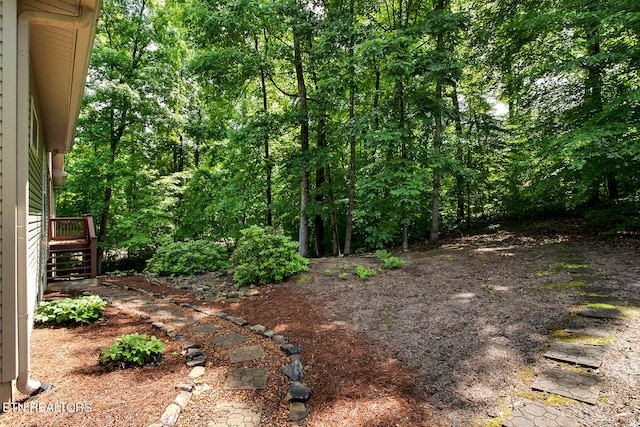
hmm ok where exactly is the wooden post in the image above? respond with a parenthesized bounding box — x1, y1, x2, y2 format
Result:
(84, 214, 98, 278)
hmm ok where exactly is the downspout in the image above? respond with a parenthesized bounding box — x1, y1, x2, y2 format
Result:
(15, 6, 94, 397)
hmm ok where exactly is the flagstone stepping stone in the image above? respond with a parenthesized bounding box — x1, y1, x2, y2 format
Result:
(142, 303, 171, 311)
(224, 368, 268, 390)
(190, 323, 222, 336)
(229, 345, 265, 363)
(211, 333, 248, 348)
(171, 317, 197, 327)
(577, 307, 624, 319)
(503, 399, 581, 427)
(207, 402, 262, 427)
(532, 368, 602, 404)
(564, 320, 615, 338)
(142, 304, 185, 319)
(544, 341, 606, 368)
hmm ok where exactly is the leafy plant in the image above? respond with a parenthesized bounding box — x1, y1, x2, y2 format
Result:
(146, 239, 231, 276)
(375, 249, 391, 260)
(230, 226, 309, 287)
(355, 265, 378, 280)
(383, 257, 406, 269)
(101, 333, 165, 370)
(34, 295, 106, 325)
(376, 249, 405, 268)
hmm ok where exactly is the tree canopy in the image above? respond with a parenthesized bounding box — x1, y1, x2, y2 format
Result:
(57, 0, 640, 269)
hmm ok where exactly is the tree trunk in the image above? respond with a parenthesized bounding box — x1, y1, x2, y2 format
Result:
(325, 164, 341, 256)
(451, 84, 465, 226)
(430, 1, 447, 243)
(397, 79, 409, 252)
(314, 112, 327, 256)
(343, 0, 357, 256)
(430, 36, 444, 243)
(294, 29, 310, 257)
(261, 66, 272, 226)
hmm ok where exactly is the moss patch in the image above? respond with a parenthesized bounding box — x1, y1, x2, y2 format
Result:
(513, 390, 541, 402)
(549, 329, 616, 346)
(296, 274, 311, 283)
(583, 302, 618, 310)
(517, 367, 537, 386)
(483, 409, 512, 427)
(545, 394, 579, 405)
(536, 261, 592, 277)
(535, 280, 586, 292)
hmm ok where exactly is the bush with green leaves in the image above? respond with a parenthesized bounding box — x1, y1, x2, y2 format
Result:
(375, 249, 406, 269)
(100, 333, 165, 370)
(146, 239, 231, 276)
(355, 265, 379, 280)
(34, 295, 107, 325)
(230, 226, 309, 287)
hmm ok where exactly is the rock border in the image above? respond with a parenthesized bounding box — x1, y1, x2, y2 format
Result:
(97, 282, 309, 427)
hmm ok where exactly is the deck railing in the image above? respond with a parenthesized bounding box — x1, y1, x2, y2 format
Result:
(48, 214, 97, 280)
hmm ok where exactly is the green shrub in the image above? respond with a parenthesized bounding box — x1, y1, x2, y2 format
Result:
(375, 249, 391, 260)
(101, 333, 165, 370)
(230, 226, 309, 287)
(376, 249, 405, 268)
(383, 256, 405, 268)
(34, 295, 106, 325)
(146, 239, 231, 276)
(355, 265, 378, 280)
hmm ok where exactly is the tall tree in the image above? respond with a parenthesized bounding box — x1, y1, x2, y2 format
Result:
(62, 0, 186, 268)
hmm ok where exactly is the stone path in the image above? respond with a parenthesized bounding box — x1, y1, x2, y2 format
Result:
(543, 341, 606, 368)
(503, 261, 631, 427)
(53, 279, 309, 427)
(506, 400, 582, 427)
(531, 369, 603, 405)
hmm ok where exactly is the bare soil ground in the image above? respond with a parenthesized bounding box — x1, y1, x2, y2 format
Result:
(2, 219, 639, 426)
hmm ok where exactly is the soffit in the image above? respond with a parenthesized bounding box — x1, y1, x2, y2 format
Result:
(19, 0, 101, 154)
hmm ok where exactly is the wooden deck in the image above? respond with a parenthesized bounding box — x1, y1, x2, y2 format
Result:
(47, 215, 97, 281)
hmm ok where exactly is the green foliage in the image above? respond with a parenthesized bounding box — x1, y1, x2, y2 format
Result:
(146, 239, 231, 276)
(376, 249, 406, 268)
(230, 226, 309, 287)
(34, 296, 107, 325)
(101, 333, 165, 369)
(383, 256, 406, 269)
(60, 0, 640, 262)
(375, 249, 391, 259)
(355, 265, 378, 280)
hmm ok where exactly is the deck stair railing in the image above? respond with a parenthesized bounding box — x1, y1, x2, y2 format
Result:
(47, 214, 97, 281)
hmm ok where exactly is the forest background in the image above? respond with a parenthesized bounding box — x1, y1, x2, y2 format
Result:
(56, 0, 640, 272)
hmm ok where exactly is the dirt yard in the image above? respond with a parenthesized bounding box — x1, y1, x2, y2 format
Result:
(2, 219, 639, 426)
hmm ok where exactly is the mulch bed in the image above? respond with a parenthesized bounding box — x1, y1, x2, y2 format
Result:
(2, 221, 639, 426)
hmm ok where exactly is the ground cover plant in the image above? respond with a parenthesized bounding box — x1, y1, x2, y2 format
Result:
(34, 295, 106, 325)
(376, 249, 406, 268)
(100, 333, 165, 370)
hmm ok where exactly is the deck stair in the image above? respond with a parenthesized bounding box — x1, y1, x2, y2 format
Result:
(47, 215, 97, 281)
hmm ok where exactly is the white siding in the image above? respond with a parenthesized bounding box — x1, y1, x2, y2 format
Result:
(27, 98, 48, 303)
(0, 0, 5, 373)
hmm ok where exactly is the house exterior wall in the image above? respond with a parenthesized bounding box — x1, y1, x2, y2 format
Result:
(27, 95, 48, 305)
(0, 1, 100, 403)
(0, 0, 4, 386)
